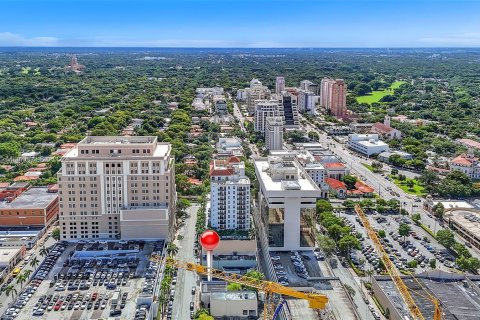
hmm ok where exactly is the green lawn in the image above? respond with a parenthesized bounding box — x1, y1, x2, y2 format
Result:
(362, 163, 382, 173)
(389, 175, 426, 196)
(362, 163, 375, 171)
(356, 81, 406, 104)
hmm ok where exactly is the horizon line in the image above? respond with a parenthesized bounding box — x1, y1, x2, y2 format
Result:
(1, 46, 480, 49)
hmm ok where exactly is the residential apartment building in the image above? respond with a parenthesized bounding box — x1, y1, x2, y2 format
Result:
(297, 90, 316, 114)
(210, 156, 250, 230)
(275, 76, 285, 94)
(300, 80, 319, 94)
(320, 78, 347, 116)
(245, 79, 271, 115)
(254, 154, 321, 251)
(348, 133, 389, 156)
(254, 100, 283, 134)
(265, 117, 284, 151)
(58, 136, 176, 240)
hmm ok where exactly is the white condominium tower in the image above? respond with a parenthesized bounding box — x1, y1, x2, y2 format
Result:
(210, 156, 251, 230)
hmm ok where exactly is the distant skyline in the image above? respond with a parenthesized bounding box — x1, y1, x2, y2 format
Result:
(1, 0, 480, 48)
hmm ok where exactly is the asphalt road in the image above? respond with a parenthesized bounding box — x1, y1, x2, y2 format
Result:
(171, 205, 199, 320)
(0, 232, 57, 314)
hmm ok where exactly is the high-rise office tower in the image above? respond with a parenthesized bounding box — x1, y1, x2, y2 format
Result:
(58, 136, 176, 240)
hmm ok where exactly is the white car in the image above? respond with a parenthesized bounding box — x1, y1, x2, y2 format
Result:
(270, 256, 280, 261)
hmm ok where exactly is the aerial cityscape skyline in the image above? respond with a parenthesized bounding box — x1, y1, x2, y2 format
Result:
(1, 1, 480, 319)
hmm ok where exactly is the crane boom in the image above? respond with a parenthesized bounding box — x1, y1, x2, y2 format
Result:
(151, 256, 329, 313)
(354, 205, 426, 320)
(154, 255, 328, 319)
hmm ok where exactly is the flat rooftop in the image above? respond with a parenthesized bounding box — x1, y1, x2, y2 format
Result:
(210, 291, 257, 301)
(434, 200, 474, 209)
(0, 247, 22, 264)
(355, 139, 389, 148)
(79, 136, 156, 145)
(375, 271, 480, 320)
(0, 187, 57, 210)
(254, 159, 320, 192)
(444, 209, 480, 238)
(64, 142, 171, 158)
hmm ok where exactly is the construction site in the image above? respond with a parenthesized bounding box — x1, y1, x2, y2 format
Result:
(372, 270, 480, 320)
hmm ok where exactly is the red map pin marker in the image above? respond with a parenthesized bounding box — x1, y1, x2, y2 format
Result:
(200, 230, 220, 251)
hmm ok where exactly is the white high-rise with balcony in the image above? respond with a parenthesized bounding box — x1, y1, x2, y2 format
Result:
(254, 100, 283, 134)
(210, 156, 251, 230)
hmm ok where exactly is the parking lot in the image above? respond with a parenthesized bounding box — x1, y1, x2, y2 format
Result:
(4, 240, 164, 320)
(339, 208, 457, 275)
(270, 251, 332, 290)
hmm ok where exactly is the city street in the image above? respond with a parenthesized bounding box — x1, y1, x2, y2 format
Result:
(171, 205, 199, 320)
(0, 232, 57, 314)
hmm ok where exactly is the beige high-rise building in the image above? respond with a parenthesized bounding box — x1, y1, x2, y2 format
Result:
(58, 136, 176, 241)
(320, 78, 347, 116)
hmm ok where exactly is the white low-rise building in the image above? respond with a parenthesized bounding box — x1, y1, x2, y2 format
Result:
(348, 133, 389, 156)
(254, 154, 321, 251)
(216, 137, 243, 157)
(210, 291, 258, 318)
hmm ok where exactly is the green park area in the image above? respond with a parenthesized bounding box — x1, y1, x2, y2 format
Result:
(356, 81, 406, 104)
(389, 175, 426, 196)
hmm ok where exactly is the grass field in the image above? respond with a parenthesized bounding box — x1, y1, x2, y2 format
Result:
(389, 175, 426, 196)
(356, 81, 406, 104)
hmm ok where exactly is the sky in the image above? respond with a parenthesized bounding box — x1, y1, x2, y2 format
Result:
(0, 0, 479, 47)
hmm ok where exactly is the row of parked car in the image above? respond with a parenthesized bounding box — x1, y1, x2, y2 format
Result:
(50, 271, 134, 291)
(31, 292, 109, 316)
(143, 260, 159, 295)
(1, 243, 66, 320)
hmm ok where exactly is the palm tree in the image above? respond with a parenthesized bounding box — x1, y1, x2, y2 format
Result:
(29, 256, 40, 269)
(5, 285, 17, 301)
(23, 269, 33, 280)
(16, 273, 27, 289)
(166, 243, 179, 257)
(164, 265, 175, 278)
(39, 246, 50, 258)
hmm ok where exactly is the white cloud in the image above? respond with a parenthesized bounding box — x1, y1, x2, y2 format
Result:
(418, 33, 480, 46)
(0, 32, 59, 46)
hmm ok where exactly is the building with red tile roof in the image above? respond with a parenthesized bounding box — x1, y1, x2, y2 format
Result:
(324, 162, 347, 180)
(450, 152, 480, 180)
(370, 116, 402, 140)
(456, 138, 480, 150)
(325, 178, 347, 198)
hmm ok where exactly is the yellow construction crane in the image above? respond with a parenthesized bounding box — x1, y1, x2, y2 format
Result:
(150, 255, 329, 319)
(354, 204, 442, 320)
